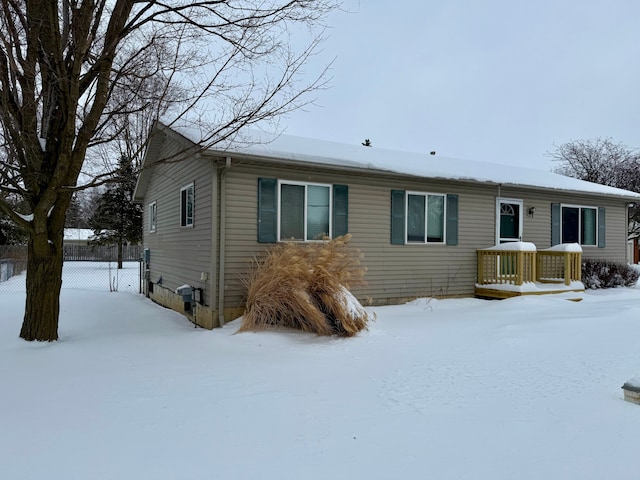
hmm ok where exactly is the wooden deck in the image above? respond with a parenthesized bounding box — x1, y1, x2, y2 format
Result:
(476, 243, 584, 299)
(475, 283, 585, 299)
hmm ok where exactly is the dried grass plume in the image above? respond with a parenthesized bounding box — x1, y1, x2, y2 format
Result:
(239, 234, 373, 336)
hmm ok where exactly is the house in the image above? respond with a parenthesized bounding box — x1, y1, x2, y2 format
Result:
(628, 234, 640, 264)
(63, 228, 95, 246)
(133, 122, 640, 328)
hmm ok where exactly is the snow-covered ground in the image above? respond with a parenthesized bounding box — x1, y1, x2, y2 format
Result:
(2, 264, 640, 479)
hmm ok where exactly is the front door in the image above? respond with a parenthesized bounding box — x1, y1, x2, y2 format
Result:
(497, 198, 523, 244)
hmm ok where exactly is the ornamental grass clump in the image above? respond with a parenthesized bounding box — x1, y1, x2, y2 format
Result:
(239, 234, 372, 336)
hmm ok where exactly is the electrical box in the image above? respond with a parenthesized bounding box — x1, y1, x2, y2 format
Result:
(143, 248, 150, 264)
(176, 285, 193, 302)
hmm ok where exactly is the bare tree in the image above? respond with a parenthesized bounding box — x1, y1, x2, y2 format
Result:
(548, 137, 640, 235)
(0, 0, 337, 341)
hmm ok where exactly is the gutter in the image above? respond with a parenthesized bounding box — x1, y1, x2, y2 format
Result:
(217, 156, 231, 327)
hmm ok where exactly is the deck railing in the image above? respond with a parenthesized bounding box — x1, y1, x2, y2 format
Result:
(537, 249, 582, 286)
(477, 249, 537, 285)
(477, 244, 582, 286)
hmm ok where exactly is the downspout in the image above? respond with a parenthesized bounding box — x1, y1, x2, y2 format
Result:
(209, 160, 218, 322)
(217, 156, 231, 327)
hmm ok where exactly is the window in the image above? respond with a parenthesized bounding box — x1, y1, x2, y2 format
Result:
(406, 192, 445, 243)
(278, 181, 331, 241)
(391, 190, 458, 246)
(180, 183, 194, 227)
(562, 205, 597, 245)
(148, 201, 157, 233)
(257, 178, 348, 243)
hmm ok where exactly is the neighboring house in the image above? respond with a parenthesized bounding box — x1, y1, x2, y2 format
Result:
(63, 228, 95, 246)
(628, 234, 639, 264)
(134, 122, 640, 328)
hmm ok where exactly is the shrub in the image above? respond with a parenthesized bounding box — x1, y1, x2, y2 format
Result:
(239, 234, 373, 336)
(581, 259, 640, 289)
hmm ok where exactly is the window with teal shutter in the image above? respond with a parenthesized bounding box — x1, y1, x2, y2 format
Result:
(257, 178, 277, 243)
(446, 194, 458, 245)
(597, 207, 605, 248)
(391, 190, 458, 245)
(390, 190, 405, 244)
(551, 203, 561, 245)
(258, 179, 348, 242)
(551, 203, 604, 248)
(333, 185, 348, 237)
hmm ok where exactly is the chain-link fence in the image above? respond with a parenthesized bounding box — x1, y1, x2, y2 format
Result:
(0, 245, 142, 294)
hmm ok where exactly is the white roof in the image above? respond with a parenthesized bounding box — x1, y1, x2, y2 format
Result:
(169, 123, 640, 200)
(63, 229, 95, 241)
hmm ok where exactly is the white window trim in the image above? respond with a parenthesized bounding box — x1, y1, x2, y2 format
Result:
(148, 201, 157, 233)
(495, 197, 524, 244)
(561, 203, 598, 246)
(405, 191, 447, 245)
(277, 180, 333, 242)
(180, 183, 194, 228)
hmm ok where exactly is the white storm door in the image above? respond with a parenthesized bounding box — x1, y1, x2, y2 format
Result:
(496, 198, 523, 244)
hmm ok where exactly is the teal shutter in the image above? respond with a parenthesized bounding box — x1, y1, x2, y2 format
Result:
(598, 207, 606, 248)
(551, 203, 561, 245)
(445, 194, 459, 245)
(257, 178, 277, 243)
(332, 184, 348, 238)
(391, 190, 405, 245)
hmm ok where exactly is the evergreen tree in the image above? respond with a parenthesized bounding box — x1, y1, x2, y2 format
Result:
(0, 195, 28, 245)
(88, 157, 142, 268)
(65, 192, 90, 229)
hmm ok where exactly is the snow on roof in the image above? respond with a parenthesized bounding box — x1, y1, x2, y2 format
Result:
(63, 229, 95, 241)
(168, 123, 640, 199)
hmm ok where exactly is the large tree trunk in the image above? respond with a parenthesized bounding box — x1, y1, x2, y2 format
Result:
(20, 230, 64, 342)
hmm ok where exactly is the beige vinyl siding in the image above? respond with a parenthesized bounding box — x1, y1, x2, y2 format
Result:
(142, 140, 215, 306)
(499, 186, 628, 261)
(221, 163, 631, 314)
(223, 164, 496, 309)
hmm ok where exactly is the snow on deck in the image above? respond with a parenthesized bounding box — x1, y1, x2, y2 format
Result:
(482, 241, 537, 252)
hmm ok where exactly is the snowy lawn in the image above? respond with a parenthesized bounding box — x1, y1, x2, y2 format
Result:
(2, 273, 640, 479)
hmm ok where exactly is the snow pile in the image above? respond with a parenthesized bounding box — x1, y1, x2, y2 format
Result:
(622, 377, 640, 392)
(2, 271, 640, 479)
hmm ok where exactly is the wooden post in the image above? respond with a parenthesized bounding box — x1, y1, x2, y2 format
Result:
(516, 251, 523, 285)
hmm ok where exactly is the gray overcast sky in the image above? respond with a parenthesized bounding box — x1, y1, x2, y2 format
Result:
(281, 0, 640, 171)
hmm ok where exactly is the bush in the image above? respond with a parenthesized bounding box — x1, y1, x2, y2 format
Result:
(581, 259, 640, 289)
(239, 234, 373, 337)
